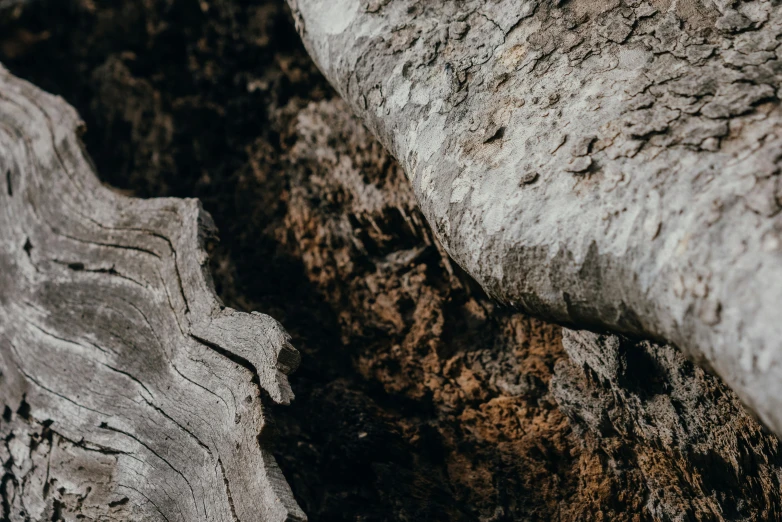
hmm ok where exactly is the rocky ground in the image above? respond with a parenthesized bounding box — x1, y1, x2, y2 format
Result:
(1, 1, 781, 520)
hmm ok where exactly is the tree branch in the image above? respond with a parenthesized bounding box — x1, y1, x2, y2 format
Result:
(287, 0, 782, 435)
(0, 64, 304, 521)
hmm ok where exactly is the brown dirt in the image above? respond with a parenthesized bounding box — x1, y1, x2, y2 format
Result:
(1, 1, 780, 521)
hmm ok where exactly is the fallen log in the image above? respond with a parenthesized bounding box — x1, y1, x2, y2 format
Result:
(287, 0, 782, 435)
(0, 64, 304, 521)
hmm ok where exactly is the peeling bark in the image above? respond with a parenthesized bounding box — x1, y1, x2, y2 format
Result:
(287, 0, 782, 435)
(0, 64, 304, 521)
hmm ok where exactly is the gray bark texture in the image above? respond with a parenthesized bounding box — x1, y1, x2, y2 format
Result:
(286, 0, 782, 435)
(0, 64, 305, 521)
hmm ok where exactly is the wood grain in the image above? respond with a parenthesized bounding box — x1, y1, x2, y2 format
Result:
(0, 64, 304, 521)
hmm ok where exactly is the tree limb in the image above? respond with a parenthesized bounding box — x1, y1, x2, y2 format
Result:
(0, 64, 304, 521)
(287, 0, 782, 435)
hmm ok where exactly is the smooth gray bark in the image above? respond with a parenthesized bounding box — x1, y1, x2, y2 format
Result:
(0, 64, 304, 521)
(287, 0, 782, 435)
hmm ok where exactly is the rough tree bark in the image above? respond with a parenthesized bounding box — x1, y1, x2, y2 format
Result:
(287, 0, 782, 435)
(3, 1, 782, 519)
(0, 64, 304, 521)
(552, 329, 782, 521)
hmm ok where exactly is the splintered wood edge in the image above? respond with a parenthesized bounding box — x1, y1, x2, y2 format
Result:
(0, 64, 305, 521)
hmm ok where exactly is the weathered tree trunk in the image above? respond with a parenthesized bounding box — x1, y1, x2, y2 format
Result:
(4, 0, 782, 519)
(287, 0, 782, 435)
(0, 64, 304, 521)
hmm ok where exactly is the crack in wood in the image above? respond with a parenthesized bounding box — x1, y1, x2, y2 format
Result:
(0, 64, 305, 521)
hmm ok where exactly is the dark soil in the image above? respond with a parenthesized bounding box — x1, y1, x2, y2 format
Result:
(2, 1, 781, 521)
